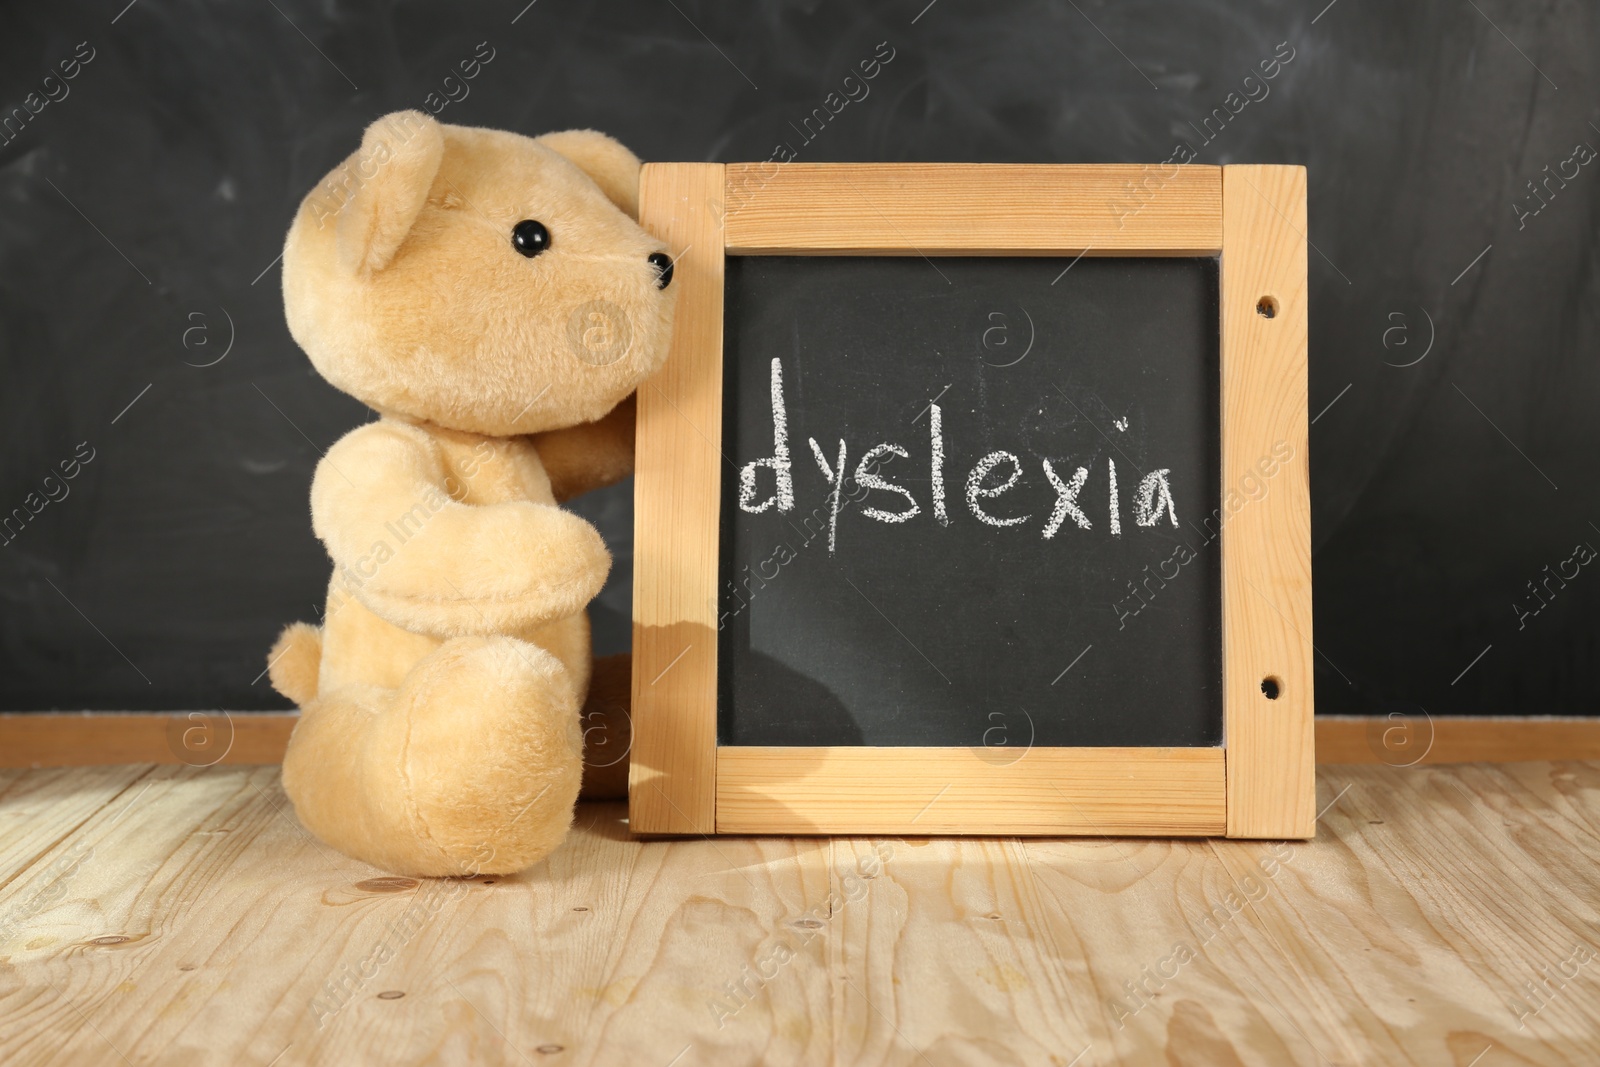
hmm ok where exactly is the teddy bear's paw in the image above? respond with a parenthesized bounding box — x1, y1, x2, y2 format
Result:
(387, 635, 585, 876)
(335, 501, 612, 638)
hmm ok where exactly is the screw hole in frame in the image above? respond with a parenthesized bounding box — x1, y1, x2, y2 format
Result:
(1256, 295, 1279, 319)
(1261, 676, 1282, 700)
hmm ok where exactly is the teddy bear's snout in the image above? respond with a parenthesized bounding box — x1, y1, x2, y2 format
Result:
(647, 252, 674, 290)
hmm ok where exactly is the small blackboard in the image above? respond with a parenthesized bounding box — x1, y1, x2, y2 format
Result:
(630, 163, 1313, 839)
(717, 255, 1223, 749)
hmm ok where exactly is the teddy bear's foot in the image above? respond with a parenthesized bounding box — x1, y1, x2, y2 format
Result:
(281, 635, 584, 877)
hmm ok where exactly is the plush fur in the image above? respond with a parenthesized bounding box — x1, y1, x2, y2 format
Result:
(269, 111, 674, 876)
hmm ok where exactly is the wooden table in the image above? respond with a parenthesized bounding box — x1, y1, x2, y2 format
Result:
(0, 762, 1596, 1065)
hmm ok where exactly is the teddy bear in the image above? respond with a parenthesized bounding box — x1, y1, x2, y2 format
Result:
(265, 110, 675, 876)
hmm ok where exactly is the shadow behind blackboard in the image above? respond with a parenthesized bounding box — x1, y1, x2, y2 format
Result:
(718, 256, 1223, 749)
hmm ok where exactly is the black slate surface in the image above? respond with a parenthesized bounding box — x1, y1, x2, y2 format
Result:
(718, 255, 1222, 747)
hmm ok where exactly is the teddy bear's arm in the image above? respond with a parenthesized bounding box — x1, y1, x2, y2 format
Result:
(312, 422, 611, 635)
(528, 394, 636, 503)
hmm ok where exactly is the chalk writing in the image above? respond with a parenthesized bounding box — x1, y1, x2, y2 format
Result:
(737, 357, 1180, 555)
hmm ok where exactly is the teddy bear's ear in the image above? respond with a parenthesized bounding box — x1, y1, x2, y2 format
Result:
(334, 111, 447, 274)
(535, 129, 642, 220)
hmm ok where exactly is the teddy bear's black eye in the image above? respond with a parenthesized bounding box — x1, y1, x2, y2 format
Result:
(511, 220, 550, 258)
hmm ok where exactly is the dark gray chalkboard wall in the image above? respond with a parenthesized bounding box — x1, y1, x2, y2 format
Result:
(1, 0, 1595, 716)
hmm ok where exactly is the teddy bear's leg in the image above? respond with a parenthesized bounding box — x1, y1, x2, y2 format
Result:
(282, 634, 583, 877)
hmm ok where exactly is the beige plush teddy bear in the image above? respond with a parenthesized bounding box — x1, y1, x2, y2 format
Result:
(266, 111, 675, 876)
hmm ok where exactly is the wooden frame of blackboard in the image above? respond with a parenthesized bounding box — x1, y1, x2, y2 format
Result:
(631, 163, 1313, 839)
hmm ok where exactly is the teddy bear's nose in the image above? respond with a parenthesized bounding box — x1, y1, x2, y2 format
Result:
(648, 252, 674, 290)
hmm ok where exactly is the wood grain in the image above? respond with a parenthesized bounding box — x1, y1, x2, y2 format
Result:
(631, 163, 726, 835)
(723, 163, 1223, 255)
(2, 762, 1598, 1064)
(0, 766, 152, 892)
(715, 747, 1224, 836)
(1220, 165, 1315, 839)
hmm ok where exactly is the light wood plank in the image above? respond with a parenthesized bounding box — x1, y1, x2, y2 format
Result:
(830, 835, 1095, 1063)
(631, 163, 726, 835)
(1023, 766, 1600, 1065)
(0, 764, 355, 1066)
(288, 805, 830, 1066)
(0, 765, 152, 892)
(1183, 764, 1600, 1065)
(577, 828, 838, 1065)
(716, 747, 1225, 835)
(1, 762, 1599, 1063)
(723, 163, 1223, 255)
(1220, 165, 1315, 839)
(1021, 832, 1308, 1062)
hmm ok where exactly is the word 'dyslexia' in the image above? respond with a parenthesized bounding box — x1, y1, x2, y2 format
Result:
(737, 358, 1180, 554)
